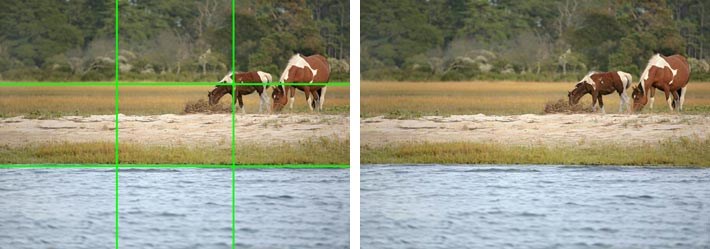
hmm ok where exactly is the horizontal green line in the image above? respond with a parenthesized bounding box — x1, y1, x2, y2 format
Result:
(0, 82, 114, 86)
(0, 164, 349, 169)
(121, 82, 350, 86)
(0, 82, 350, 87)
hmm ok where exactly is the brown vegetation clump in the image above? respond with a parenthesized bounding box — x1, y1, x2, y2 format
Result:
(544, 99, 593, 114)
(183, 99, 231, 114)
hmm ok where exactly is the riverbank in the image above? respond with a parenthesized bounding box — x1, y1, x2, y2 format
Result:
(0, 114, 349, 164)
(361, 114, 710, 166)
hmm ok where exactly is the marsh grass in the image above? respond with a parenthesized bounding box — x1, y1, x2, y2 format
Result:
(362, 81, 710, 117)
(0, 86, 349, 117)
(0, 138, 348, 164)
(361, 137, 710, 167)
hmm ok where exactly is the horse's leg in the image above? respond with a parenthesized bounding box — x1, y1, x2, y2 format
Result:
(649, 89, 656, 110)
(671, 89, 681, 111)
(237, 94, 245, 114)
(304, 86, 314, 111)
(663, 89, 673, 111)
(680, 86, 687, 111)
(318, 87, 327, 111)
(311, 89, 321, 112)
(264, 86, 272, 113)
(619, 88, 629, 113)
(591, 93, 598, 112)
(288, 87, 296, 112)
(598, 94, 605, 114)
(256, 88, 264, 113)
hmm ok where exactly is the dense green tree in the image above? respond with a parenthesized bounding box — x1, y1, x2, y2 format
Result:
(362, 0, 708, 81)
(0, 0, 349, 81)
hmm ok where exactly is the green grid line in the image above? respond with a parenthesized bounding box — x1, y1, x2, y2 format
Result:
(0, 164, 349, 169)
(0, 82, 349, 87)
(114, 0, 120, 248)
(231, 0, 237, 248)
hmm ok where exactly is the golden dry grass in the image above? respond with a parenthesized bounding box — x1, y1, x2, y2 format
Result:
(361, 137, 710, 167)
(0, 86, 349, 117)
(0, 87, 115, 117)
(361, 81, 710, 117)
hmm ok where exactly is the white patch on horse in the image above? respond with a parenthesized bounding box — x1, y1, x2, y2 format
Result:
(580, 71, 598, 90)
(279, 54, 318, 83)
(640, 54, 678, 92)
(616, 71, 632, 112)
(257, 71, 272, 83)
(256, 71, 273, 113)
(616, 71, 632, 89)
(220, 72, 234, 83)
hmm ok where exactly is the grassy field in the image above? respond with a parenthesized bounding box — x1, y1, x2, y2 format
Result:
(0, 138, 348, 165)
(361, 137, 710, 167)
(0, 85, 349, 117)
(362, 81, 710, 118)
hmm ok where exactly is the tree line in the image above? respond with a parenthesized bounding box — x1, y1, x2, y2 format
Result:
(361, 0, 710, 81)
(0, 0, 349, 82)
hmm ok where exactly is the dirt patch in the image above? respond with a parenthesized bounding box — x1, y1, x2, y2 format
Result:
(361, 114, 709, 147)
(544, 99, 593, 114)
(0, 114, 349, 148)
(183, 99, 231, 114)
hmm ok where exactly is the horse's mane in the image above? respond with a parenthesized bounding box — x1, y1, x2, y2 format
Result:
(580, 71, 599, 89)
(219, 72, 233, 83)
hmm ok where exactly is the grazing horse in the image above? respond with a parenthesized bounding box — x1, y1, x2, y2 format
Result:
(208, 71, 273, 113)
(631, 54, 690, 112)
(567, 71, 633, 113)
(272, 54, 330, 112)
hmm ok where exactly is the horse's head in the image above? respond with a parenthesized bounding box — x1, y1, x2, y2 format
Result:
(631, 83, 647, 112)
(208, 86, 231, 106)
(568, 82, 592, 105)
(271, 86, 288, 112)
(208, 72, 237, 105)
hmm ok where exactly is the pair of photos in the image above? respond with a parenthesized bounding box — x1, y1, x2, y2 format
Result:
(1, 0, 709, 248)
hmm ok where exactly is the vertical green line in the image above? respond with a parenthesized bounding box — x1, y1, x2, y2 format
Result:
(231, 0, 236, 249)
(114, 0, 120, 248)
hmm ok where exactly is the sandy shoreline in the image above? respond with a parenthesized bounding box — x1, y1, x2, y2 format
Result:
(0, 114, 349, 148)
(362, 114, 709, 147)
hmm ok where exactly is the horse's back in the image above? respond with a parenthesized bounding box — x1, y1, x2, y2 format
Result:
(665, 55, 690, 88)
(304, 54, 330, 83)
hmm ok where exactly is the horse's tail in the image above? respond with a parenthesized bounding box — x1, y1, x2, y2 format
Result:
(265, 72, 273, 83)
(619, 71, 632, 89)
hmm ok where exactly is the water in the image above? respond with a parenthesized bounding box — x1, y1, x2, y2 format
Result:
(361, 165, 710, 249)
(0, 168, 348, 249)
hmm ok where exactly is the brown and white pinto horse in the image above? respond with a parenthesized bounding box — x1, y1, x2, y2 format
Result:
(208, 71, 273, 113)
(272, 54, 330, 112)
(632, 54, 690, 112)
(568, 71, 633, 113)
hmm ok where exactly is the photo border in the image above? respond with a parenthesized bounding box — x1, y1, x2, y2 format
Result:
(0, 0, 351, 248)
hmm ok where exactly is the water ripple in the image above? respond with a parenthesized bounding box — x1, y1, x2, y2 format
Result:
(0, 168, 348, 249)
(362, 165, 710, 249)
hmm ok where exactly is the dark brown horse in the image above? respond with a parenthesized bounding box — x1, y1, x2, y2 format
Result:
(272, 54, 330, 112)
(631, 54, 690, 112)
(567, 71, 633, 113)
(208, 71, 273, 113)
